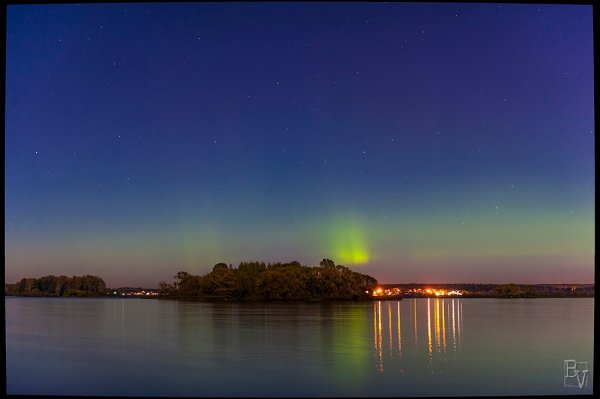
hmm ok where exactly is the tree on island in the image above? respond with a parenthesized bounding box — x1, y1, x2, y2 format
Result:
(319, 258, 335, 268)
(158, 259, 378, 301)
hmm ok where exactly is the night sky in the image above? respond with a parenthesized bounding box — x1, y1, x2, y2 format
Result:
(5, 3, 594, 287)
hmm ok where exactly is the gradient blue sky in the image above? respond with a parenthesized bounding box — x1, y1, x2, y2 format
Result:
(5, 2, 594, 287)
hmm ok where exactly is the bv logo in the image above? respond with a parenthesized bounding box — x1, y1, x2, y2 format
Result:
(564, 360, 589, 389)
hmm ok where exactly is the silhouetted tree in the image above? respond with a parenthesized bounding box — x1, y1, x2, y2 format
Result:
(319, 259, 335, 268)
(213, 263, 229, 272)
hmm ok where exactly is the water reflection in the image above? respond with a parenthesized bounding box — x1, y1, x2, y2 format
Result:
(374, 302, 383, 372)
(397, 302, 401, 356)
(413, 299, 417, 347)
(5, 298, 593, 396)
(427, 299, 432, 363)
(373, 299, 464, 372)
(387, 302, 393, 354)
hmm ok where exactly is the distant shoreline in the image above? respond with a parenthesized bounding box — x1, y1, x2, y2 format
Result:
(5, 272, 594, 300)
(5, 294, 594, 300)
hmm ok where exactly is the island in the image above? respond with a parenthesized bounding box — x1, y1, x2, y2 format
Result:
(158, 259, 379, 301)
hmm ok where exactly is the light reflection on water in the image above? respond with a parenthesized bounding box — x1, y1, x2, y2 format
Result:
(373, 299, 464, 373)
(5, 297, 594, 396)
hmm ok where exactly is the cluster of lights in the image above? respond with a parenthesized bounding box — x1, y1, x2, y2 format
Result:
(110, 290, 159, 297)
(370, 287, 465, 297)
(424, 288, 463, 296)
(402, 288, 465, 296)
(372, 287, 401, 297)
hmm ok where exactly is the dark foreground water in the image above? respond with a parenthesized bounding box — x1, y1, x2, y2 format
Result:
(5, 297, 593, 396)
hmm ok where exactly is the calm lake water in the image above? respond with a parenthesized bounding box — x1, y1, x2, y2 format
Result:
(5, 297, 593, 396)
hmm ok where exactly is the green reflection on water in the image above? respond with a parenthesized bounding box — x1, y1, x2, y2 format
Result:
(327, 303, 370, 385)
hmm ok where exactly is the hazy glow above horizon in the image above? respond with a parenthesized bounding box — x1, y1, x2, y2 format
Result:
(4, 3, 594, 287)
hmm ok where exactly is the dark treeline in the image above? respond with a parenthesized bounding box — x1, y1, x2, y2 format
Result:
(6, 275, 107, 297)
(159, 259, 378, 301)
(490, 283, 594, 298)
(386, 283, 594, 298)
